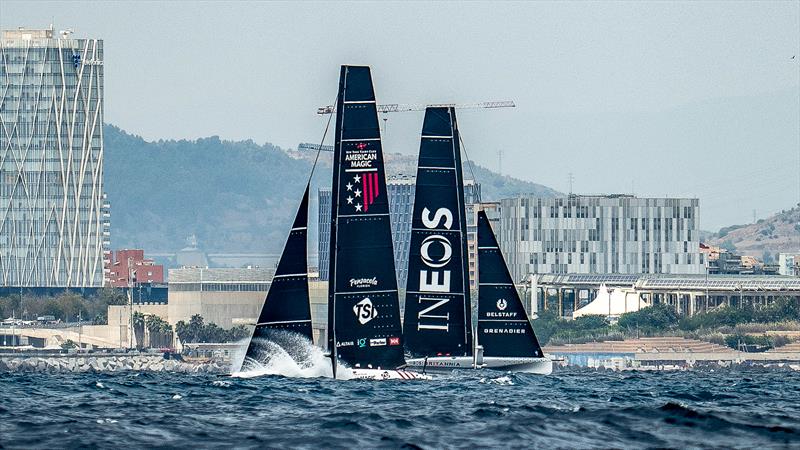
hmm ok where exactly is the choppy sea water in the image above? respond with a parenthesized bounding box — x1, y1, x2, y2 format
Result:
(1, 368, 799, 449)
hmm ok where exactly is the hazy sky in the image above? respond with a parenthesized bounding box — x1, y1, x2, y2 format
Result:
(3, 1, 799, 229)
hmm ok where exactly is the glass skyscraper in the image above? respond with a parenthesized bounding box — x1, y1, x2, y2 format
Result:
(0, 27, 109, 287)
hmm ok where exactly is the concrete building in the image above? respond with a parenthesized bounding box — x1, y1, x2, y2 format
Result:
(108, 249, 164, 287)
(500, 195, 703, 281)
(167, 268, 272, 329)
(318, 176, 481, 289)
(465, 201, 501, 290)
(0, 27, 109, 287)
(778, 253, 800, 276)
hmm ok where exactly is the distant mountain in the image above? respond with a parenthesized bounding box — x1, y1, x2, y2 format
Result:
(104, 125, 558, 254)
(707, 206, 800, 259)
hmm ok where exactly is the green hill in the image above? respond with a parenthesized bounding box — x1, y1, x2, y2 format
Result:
(104, 125, 558, 253)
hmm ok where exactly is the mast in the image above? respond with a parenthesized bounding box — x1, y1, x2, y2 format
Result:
(476, 211, 544, 358)
(327, 65, 405, 373)
(402, 107, 472, 357)
(242, 185, 312, 367)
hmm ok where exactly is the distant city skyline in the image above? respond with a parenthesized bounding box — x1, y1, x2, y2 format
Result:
(2, 1, 798, 230)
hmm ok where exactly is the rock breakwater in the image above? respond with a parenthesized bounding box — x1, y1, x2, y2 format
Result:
(0, 354, 227, 373)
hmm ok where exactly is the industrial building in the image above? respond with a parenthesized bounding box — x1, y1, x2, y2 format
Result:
(499, 195, 703, 281)
(0, 27, 110, 287)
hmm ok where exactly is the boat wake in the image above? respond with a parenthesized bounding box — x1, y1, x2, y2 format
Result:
(231, 333, 352, 380)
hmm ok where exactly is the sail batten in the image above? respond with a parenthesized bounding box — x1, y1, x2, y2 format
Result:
(476, 210, 544, 358)
(242, 185, 313, 366)
(402, 107, 473, 358)
(328, 65, 405, 371)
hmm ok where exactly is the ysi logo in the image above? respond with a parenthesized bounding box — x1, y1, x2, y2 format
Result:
(353, 297, 378, 325)
(496, 299, 508, 311)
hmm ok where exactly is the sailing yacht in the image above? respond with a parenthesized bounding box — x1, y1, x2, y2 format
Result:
(402, 107, 552, 375)
(327, 65, 428, 380)
(239, 186, 313, 371)
(403, 107, 475, 370)
(474, 211, 553, 374)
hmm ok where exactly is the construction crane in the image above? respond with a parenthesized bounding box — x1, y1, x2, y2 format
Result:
(316, 100, 515, 115)
(298, 142, 334, 152)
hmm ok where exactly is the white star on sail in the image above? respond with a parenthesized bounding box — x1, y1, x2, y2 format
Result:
(346, 182, 353, 191)
(354, 189, 361, 197)
(346, 196, 353, 204)
(355, 204, 362, 212)
(354, 175, 361, 183)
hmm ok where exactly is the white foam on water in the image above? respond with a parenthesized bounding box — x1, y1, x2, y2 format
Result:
(480, 376, 515, 386)
(172, 394, 182, 400)
(231, 335, 353, 380)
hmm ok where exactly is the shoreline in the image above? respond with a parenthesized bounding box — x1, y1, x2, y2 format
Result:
(0, 353, 228, 374)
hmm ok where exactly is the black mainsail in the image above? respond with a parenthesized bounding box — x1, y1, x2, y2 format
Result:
(402, 107, 472, 358)
(242, 185, 313, 367)
(328, 65, 405, 374)
(476, 211, 544, 358)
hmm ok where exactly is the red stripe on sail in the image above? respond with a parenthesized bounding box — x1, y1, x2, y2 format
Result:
(363, 173, 370, 212)
(369, 173, 376, 205)
(374, 172, 379, 201)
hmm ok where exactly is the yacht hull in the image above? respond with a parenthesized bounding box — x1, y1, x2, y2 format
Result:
(406, 356, 553, 375)
(348, 368, 432, 381)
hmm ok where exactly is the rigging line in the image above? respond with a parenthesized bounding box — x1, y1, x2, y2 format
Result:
(306, 94, 337, 186)
(458, 132, 481, 203)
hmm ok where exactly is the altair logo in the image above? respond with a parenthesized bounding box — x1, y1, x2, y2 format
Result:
(353, 297, 378, 325)
(496, 299, 508, 311)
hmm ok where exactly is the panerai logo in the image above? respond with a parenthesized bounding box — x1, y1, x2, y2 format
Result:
(350, 277, 378, 288)
(353, 297, 378, 325)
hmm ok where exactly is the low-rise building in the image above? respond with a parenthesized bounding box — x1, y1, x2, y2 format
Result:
(167, 267, 272, 329)
(108, 249, 165, 287)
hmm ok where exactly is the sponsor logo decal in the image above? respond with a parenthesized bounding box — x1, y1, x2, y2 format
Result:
(496, 298, 508, 311)
(483, 328, 526, 334)
(336, 341, 354, 347)
(487, 311, 517, 318)
(343, 143, 380, 213)
(370, 338, 387, 346)
(350, 277, 378, 288)
(357, 338, 367, 348)
(388, 336, 401, 346)
(353, 297, 378, 325)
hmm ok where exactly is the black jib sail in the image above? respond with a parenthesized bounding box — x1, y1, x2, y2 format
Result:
(476, 211, 544, 358)
(242, 185, 312, 367)
(402, 107, 472, 358)
(327, 65, 405, 374)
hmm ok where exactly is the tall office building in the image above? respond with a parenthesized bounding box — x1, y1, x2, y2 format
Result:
(0, 27, 109, 287)
(319, 176, 481, 289)
(499, 195, 703, 281)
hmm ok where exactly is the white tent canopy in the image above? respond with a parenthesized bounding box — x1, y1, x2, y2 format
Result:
(572, 283, 648, 319)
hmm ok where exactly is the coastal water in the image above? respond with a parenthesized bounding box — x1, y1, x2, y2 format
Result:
(2, 368, 799, 448)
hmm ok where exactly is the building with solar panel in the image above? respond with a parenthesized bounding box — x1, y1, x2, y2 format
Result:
(498, 195, 703, 281)
(530, 273, 800, 319)
(1, 27, 110, 287)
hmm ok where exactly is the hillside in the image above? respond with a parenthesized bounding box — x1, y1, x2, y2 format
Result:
(707, 206, 800, 259)
(104, 125, 558, 253)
